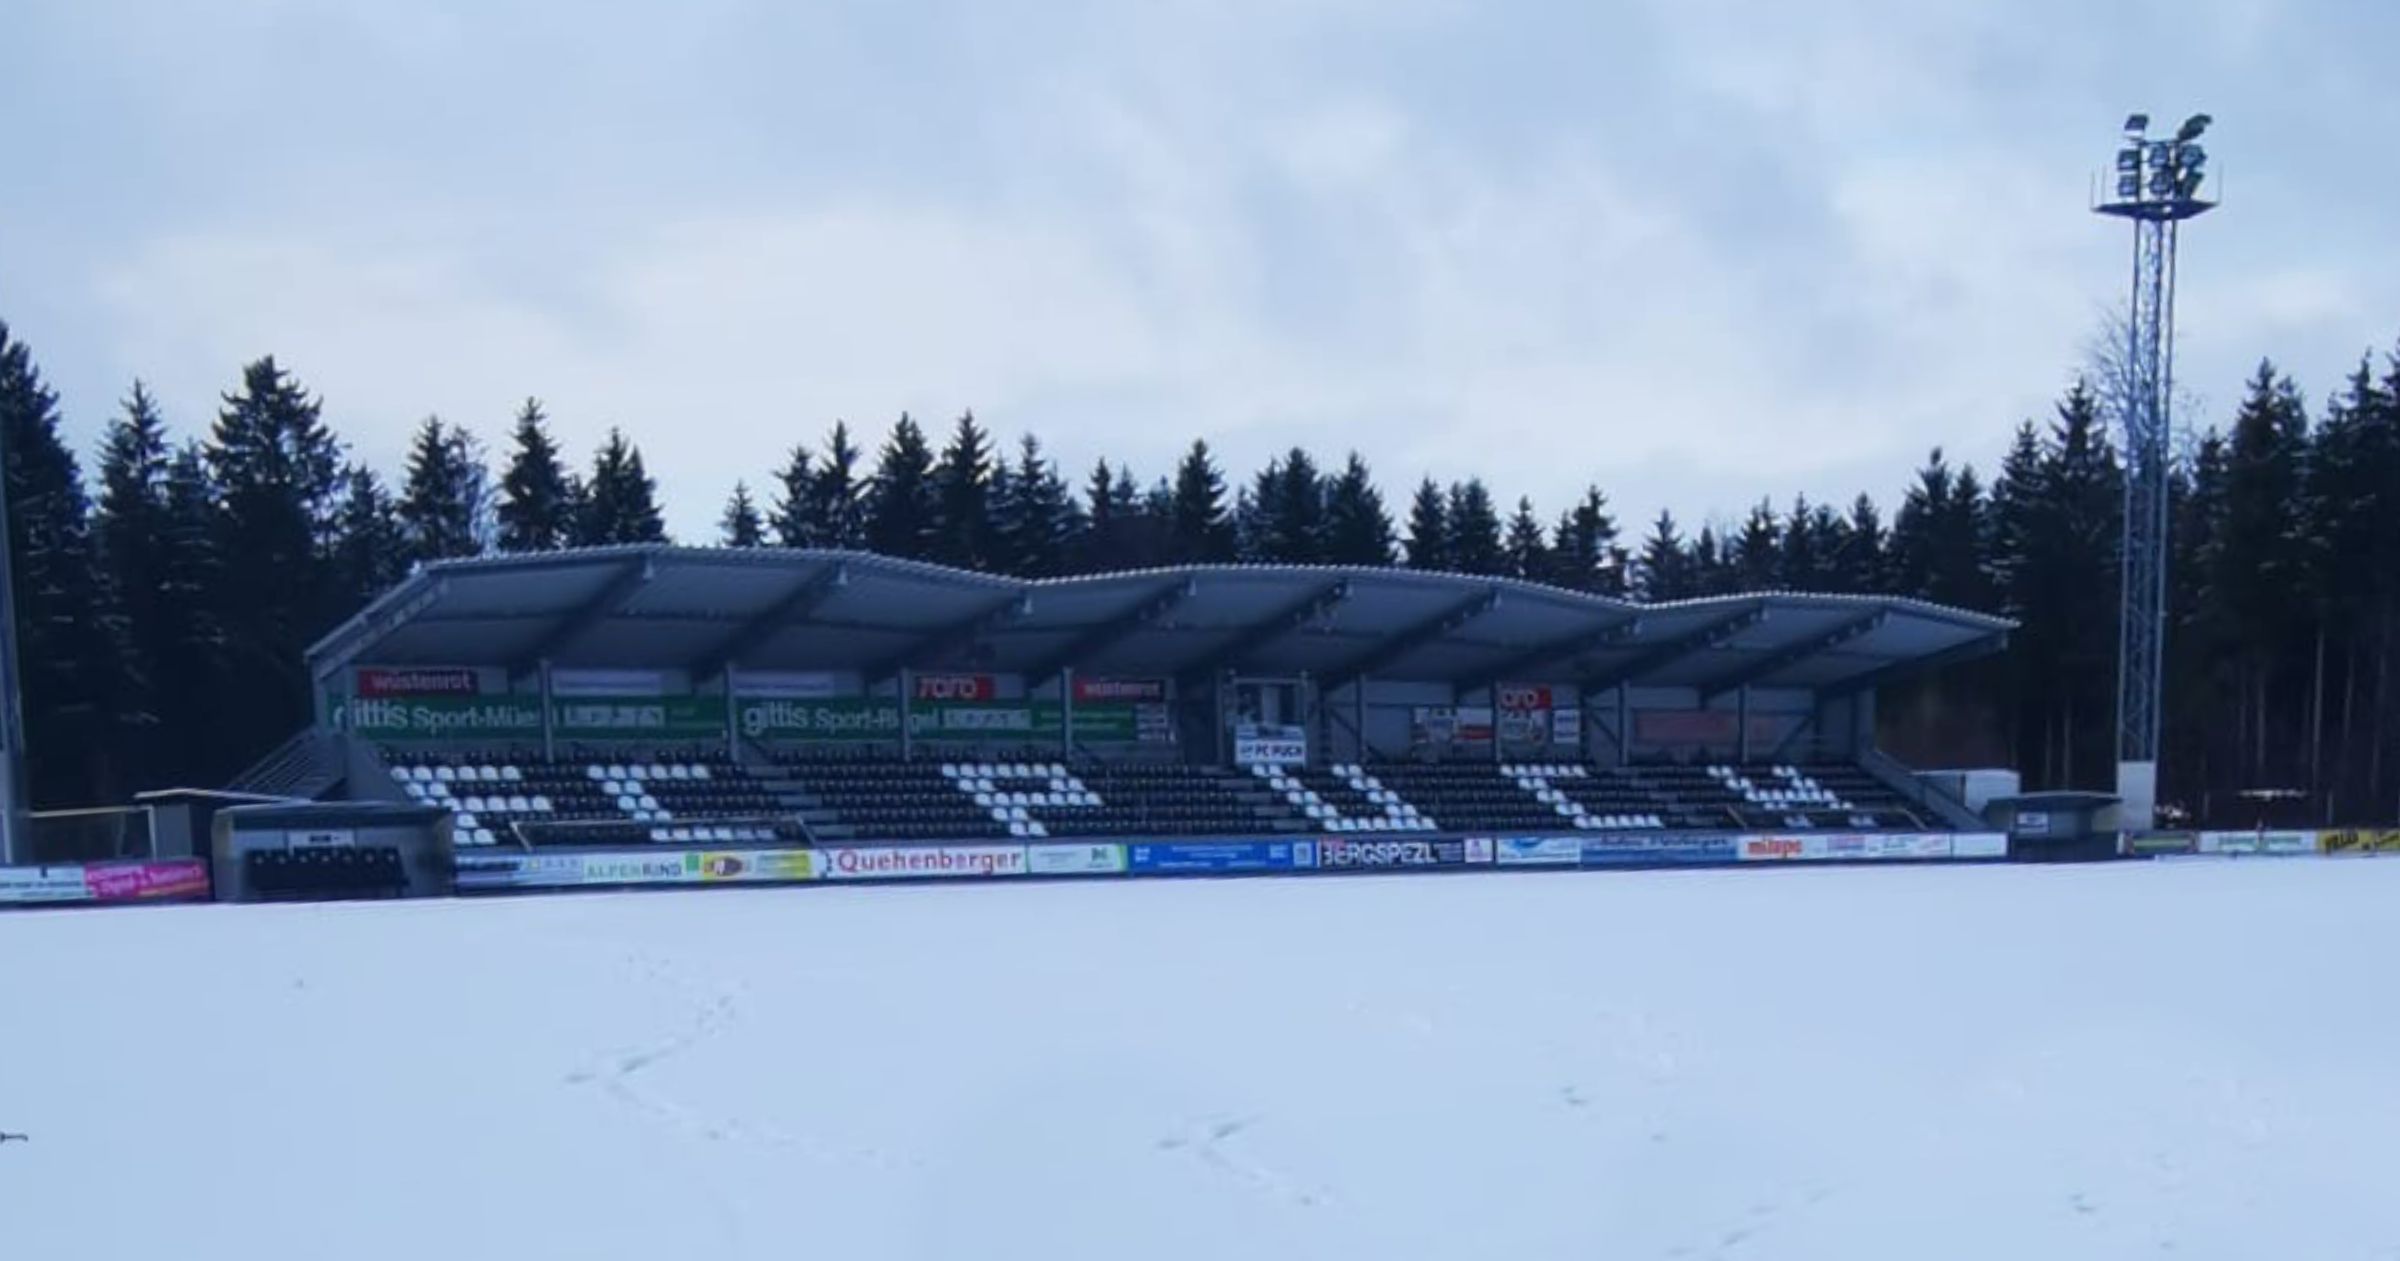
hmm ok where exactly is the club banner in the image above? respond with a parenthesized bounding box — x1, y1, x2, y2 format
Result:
(1232, 724, 1307, 767)
(1315, 838, 1468, 869)
(1026, 843, 1129, 875)
(1577, 835, 1738, 866)
(0, 865, 102, 904)
(1125, 841, 1317, 873)
(819, 845, 1029, 880)
(1493, 836, 1583, 866)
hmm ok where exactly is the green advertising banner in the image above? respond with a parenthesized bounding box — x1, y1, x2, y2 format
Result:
(344, 693, 1162, 744)
(735, 698, 1152, 742)
(343, 695, 727, 741)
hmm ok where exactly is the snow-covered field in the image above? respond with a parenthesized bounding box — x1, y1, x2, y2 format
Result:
(4, 861, 2398, 1260)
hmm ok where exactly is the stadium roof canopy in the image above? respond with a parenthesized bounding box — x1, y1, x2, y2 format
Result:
(309, 546, 2010, 698)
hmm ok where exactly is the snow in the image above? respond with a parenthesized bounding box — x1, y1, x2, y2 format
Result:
(4, 860, 2398, 1260)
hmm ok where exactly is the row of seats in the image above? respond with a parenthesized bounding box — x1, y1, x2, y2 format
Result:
(384, 749, 781, 847)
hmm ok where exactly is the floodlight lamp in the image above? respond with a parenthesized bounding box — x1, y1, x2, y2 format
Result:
(2147, 170, 2176, 197)
(2116, 175, 2142, 198)
(2116, 148, 2142, 172)
(2177, 171, 2205, 199)
(2148, 145, 2172, 169)
(2124, 112, 2150, 134)
(2176, 113, 2212, 142)
(2177, 143, 2206, 171)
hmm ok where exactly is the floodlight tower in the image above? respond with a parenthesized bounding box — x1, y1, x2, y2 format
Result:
(2095, 111, 2215, 830)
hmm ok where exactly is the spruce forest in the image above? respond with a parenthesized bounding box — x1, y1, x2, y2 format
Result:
(5, 317, 2399, 827)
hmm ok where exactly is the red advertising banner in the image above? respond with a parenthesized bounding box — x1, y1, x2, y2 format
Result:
(1071, 677, 1168, 703)
(1495, 683, 1554, 712)
(357, 667, 480, 697)
(913, 673, 997, 702)
(82, 859, 211, 902)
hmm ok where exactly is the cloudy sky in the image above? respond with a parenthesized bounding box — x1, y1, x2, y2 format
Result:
(4, 0, 2394, 541)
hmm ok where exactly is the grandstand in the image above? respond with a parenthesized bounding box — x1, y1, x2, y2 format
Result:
(265, 546, 2007, 876)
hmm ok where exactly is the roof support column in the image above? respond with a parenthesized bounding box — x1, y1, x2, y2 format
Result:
(1061, 666, 1075, 763)
(723, 662, 739, 759)
(1615, 686, 1630, 768)
(1355, 677, 1368, 764)
(539, 659, 556, 764)
(1736, 685, 1752, 765)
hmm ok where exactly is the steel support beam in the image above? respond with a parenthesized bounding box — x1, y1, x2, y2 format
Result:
(689, 562, 849, 679)
(1693, 609, 1886, 704)
(1318, 586, 1501, 695)
(509, 558, 654, 676)
(1174, 579, 1350, 684)
(1024, 578, 1194, 690)
(1576, 603, 1764, 701)
(1462, 613, 1642, 688)
(1812, 630, 2009, 702)
(864, 592, 1030, 687)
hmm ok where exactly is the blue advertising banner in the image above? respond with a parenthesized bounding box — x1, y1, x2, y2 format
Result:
(1125, 841, 1319, 873)
(1577, 835, 1739, 867)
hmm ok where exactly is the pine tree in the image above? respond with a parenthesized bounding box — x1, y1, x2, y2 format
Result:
(1322, 453, 1395, 566)
(1776, 495, 1829, 590)
(1168, 440, 1235, 563)
(0, 322, 122, 802)
(576, 428, 667, 545)
(496, 398, 578, 552)
(1445, 479, 1505, 575)
(1550, 486, 1624, 594)
(2212, 361, 2315, 782)
(1889, 448, 1990, 609)
(1079, 458, 1131, 573)
(1636, 509, 1692, 601)
(397, 416, 487, 565)
(1403, 478, 1449, 571)
(809, 421, 866, 548)
(930, 411, 994, 568)
(769, 445, 816, 547)
(95, 383, 175, 783)
(1504, 496, 1549, 580)
(1689, 525, 1733, 595)
(720, 482, 766, 547)
(993, 433, 1078, 576)
(155, 442, 227, 786)
(1732, 499, 1780, 590)
(206, 355, 347, 773)
(1835, 494, 1886, 593)
(330, 465, 407, 607)
(865, 414, 938, 559)
(1245, 447, 1326, 564)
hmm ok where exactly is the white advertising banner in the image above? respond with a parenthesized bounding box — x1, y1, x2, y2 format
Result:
(1493, 837, 1582, 866)
(1026, 843, 1129, 875)
(1949, 832, 2009, 859)
(819, 845, 1029, 880)
(1233, 724, 1308, 767)
(737, 671, 846, 700)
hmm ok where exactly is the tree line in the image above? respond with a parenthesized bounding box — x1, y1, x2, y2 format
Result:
(4, 316, 2398, 824)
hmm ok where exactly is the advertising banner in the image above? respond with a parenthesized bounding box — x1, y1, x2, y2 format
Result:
(1316, 838, 1467, 869)
(1124, 841, 1317, 874)
(453, 850, 816, 890)
(1071, 677, 1167, 703)
(349, 695, 727, 741)
(0, 865, 100, 904)
(1026, 843, 1129, 875)
(2126, 831, 2198, 856)
(735, 697, 1148, 743)
(80, 859, 211, 903)
(550, 669, 668, 697)
(819, 845, 1028, 880)
(1577, 835, 1738, 866)
(1462, 837, 1496, 864)
(2321, 829, 2400, 855)
(1551, 707, 1582, 746)
(2196, 830, 2316, 856)
(913, 673, 997, 702)
(1493, 836, 1583, 866)
(1738, 835, 1807, 861)
(1864, 833, 1956, 860)
(1949, 832, 2009, 859)
(1495, 683, 1554, 712)
(1233, 724, 1307, 767)
(737, 671, 845, 700)
(356, 667, 480, 697)
(288, 829, 355, 848)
